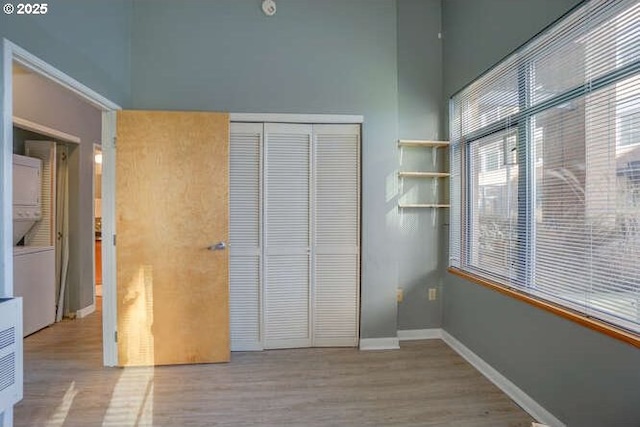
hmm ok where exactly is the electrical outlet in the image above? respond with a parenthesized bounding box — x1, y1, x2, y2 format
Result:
(397, 288, 404, 303)
(428, 288, 437, 301)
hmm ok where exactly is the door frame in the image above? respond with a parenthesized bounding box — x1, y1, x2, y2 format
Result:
(2, 40, 121, 367)
(230, 113, 364, 124)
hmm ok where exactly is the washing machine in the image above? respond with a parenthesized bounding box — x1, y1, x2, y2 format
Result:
(13, 246, 56, 337)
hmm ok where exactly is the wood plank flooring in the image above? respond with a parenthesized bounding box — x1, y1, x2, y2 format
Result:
(16, 302, 533, 426)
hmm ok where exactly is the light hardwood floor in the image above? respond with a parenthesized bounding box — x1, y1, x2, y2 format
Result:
(16, 302, 533, 426)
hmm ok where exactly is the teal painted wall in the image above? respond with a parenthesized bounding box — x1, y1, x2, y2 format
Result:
(1, 1, 130, 313)
(396, 0, 444, 331)
(130, 0, 409, 339)
(130, 0, 446, 337)
(2, 0, 447, 338)
(4, 9, 635, 424)
(0, 0, 132, 106)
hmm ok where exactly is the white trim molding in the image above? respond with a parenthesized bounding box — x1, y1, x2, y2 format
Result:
(75, 303, 96, 319)
(359, 337, 400, 351)
(398, 329, 442, 341)
(441, 331, 565, 427)
(231, 341, 264, 352)
(13, 116, 81, 144)
(6, 40, 120, 111)
(1, 39, 15, 427)
(2, 39, 14, 299)
(101, 111, 117, 367)
(230, 113, 364, 124)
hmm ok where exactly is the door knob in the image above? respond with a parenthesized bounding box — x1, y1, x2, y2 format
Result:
(208, 241, 227, 251)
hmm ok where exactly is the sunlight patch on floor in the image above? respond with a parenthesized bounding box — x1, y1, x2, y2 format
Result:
(101, 367, 154, 427)
(45, 381, 78, 427)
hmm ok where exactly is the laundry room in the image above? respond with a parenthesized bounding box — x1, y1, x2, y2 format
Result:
(11, 62, 102, 338)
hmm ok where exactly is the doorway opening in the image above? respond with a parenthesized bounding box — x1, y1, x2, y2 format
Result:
(12, 124, 82, 336)
(12, 60, 103, 332)
(94, 145, 102, 300)
(2, 40, 120, 368)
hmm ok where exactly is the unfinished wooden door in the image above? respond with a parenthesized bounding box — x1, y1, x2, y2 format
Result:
(116, 110, 229, 366)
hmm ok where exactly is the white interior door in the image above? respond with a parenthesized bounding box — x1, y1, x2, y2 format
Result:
(263, 123, 312, 349)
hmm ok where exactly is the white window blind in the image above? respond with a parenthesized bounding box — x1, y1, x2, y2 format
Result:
(450, 0, 640, 335)
(468, 129, 521, 284)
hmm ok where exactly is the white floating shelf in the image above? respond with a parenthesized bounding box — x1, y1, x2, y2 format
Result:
(398, 171, 450, 178)
(398, 203, 450, 209)
(398, 140, 450, 148)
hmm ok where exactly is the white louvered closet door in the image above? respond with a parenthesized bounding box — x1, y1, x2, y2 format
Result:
(229, 123, 263, 351)
(313, 125, 360, 347)
(264, 123, 312, 349)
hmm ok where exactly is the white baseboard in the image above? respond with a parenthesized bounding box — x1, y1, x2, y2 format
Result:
(359, 337, 400, 351)
(441, 331, 565, 427)
(230, 341, 263, 352)
(314, 337, 359, 347)
(398, 328, 442, 341)
(76, 303, 95, 319)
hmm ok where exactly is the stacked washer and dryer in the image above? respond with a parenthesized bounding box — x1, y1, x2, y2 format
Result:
(13, 154, 55, 337)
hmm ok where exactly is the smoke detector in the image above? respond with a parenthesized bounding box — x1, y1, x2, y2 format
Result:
(262, 0, 276, 16)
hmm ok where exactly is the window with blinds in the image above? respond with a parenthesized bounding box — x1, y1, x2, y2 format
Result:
(450, 0, 640, 337)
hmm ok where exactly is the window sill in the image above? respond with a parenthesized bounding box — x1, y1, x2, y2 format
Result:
(447, 267, 640, 349)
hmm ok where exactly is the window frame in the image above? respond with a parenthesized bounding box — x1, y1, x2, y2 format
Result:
(448, 0, 640, 348)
